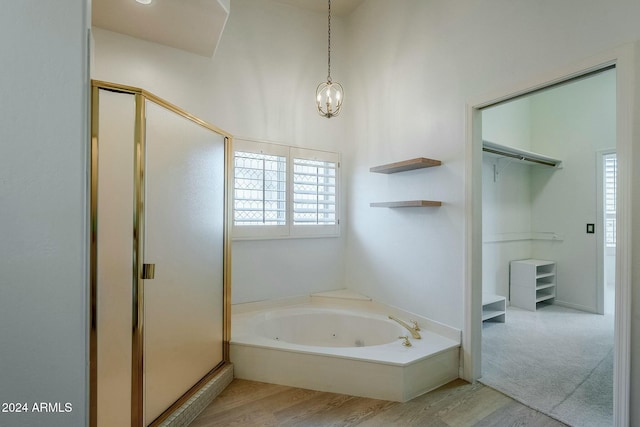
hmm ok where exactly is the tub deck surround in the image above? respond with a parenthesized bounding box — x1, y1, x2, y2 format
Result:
(311, 289, 372, 300)
(311, 290, 461, 343)
(230, 290, 461, 402)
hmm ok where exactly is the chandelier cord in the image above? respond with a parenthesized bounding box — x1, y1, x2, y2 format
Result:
(327, 0, 332, 83)
(316, 0, 342, 118)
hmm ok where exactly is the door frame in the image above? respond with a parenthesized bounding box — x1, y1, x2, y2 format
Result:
(463, 44, 634, 426)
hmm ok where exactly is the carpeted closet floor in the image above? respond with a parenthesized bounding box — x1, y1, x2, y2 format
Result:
(480, 304, 614, 427)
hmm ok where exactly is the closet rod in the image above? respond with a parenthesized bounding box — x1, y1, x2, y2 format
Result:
(482, 147, 558, 167)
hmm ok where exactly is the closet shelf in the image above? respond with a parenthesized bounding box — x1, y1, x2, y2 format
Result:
(370, 200, 442, 208)
(482, 310, 505, 322)
(482, 294, 506, 323)
(536, 294, 556, 303)
(483, 140, 562, 168)
(370, 157, 441, 174)
(536, 283, 555, 291)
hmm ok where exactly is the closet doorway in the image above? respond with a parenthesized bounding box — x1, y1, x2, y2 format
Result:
(478, 68, 616, 426)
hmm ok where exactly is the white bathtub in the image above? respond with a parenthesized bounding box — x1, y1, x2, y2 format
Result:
(231, 291, 461, 402)
(254, 307, 404, 347)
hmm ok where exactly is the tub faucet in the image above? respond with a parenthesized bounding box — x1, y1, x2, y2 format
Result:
(388, 315, 421, 339)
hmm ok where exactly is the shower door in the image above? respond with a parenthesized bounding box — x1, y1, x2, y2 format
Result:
(91, 81, 230, 427)
(142, 100, 226, 424)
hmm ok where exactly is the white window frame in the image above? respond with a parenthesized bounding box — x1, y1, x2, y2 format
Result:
(232, 139, 290, 239)
(232, 138, 340, 240)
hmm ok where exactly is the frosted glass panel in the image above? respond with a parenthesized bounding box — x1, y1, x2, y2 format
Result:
(143, 101, 225, 424)
(96, 90, 134, 427)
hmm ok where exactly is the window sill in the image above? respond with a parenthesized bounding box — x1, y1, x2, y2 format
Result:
(232, 233, 340, 241)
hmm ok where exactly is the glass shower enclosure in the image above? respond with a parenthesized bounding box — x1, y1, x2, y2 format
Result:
(90, 81, 231, 427)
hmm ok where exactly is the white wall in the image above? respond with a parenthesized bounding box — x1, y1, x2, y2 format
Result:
(632, 42, 640, 425)
(344, 3, 640, 422)
(91, 0, 349, 303)
(530, 70, 616, 312)
(483, 98, 532, 151)
(482, 98, 533, 298)
(0, 1, 89, 427)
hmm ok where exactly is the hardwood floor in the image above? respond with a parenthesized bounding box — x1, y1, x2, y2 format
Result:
(190, 379, 568, 427)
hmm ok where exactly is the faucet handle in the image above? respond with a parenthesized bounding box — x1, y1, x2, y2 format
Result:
(411, 320, 421, 331)
(398, 336, 412, 347)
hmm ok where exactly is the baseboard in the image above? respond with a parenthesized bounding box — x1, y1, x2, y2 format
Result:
(158, 363, 233, 427)
(553, 300, 598, 314)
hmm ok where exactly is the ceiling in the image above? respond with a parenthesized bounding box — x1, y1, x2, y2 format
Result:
(92, 0, 364, 58)
(273, 0, 365, 16)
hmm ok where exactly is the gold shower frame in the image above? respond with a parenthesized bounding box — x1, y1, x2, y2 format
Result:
(90, 80, 233, 427)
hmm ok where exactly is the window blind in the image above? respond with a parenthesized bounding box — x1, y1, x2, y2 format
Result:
(604, 153, 617, 248)
(293, 158, 337, 225)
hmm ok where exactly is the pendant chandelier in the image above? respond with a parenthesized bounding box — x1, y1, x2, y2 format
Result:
(316, 0, 343, 118)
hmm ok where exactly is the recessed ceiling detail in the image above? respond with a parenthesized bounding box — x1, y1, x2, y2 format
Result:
(92, 0, 230, 57)
(91, 0, 364, 57)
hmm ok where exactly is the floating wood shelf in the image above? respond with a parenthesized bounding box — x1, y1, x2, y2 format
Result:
(370, 200, 442, 208)
(370, 157, 442, 174)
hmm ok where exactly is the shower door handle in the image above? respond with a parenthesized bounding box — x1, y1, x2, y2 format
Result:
(142, 263, 156, 280)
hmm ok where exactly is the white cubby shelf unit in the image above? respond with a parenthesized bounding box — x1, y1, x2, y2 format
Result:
(509, 259, 556, 311)
(482, 294, 506, 323)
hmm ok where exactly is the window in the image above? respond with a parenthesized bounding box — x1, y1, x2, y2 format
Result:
(234, 151, 286, 226)
(604, 153, 617, 248)
(232, 139, 340, 239)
